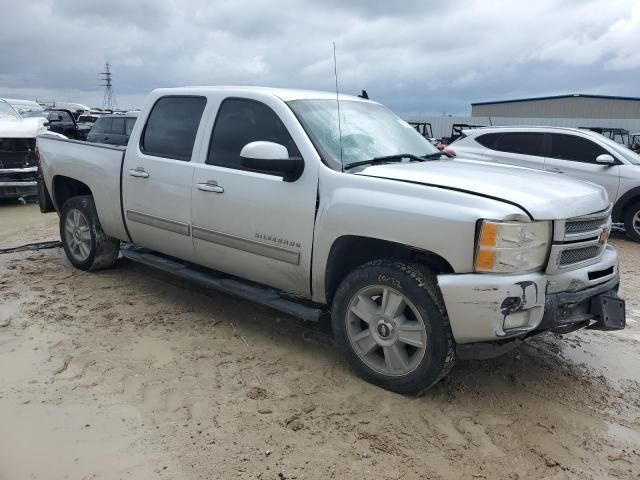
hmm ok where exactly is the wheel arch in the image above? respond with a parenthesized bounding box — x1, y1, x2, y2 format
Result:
(324, 235, 454, 305)
(52, 175, 93, 212)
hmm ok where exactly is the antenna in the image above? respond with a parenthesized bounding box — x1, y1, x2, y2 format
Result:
(333, 42, 344, 169)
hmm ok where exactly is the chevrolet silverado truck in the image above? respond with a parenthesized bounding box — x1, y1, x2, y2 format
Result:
(36, 87, 625, 393)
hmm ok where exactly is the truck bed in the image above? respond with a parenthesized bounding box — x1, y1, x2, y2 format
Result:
(36, 135, 130, 242)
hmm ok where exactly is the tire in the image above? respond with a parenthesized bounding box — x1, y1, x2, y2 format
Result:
(623, 201, 640, 243)
(60, 195, 120, 271)
(331, 260, 456, 394)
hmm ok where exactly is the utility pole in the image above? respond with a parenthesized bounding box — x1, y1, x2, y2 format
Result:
(100, 62, 117, 110)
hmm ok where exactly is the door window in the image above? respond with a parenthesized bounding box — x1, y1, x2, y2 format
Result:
(110, 117, 126, 135)
(58, 111, 73, 122)
(207, 98, 300, 170)
(141, 96, 207, 161)
(550, 134, 608, 163)
(492, 133, 544, 156)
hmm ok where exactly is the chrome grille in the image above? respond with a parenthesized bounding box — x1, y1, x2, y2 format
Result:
(559, 246, 603, 266)
(548, 206, 612, 273)
(565, 218, 607, 234)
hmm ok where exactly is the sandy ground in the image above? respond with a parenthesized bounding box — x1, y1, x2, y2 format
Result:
(1, 200, 639, 479)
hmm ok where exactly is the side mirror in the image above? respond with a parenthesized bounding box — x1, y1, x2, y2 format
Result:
(240, 141, 304, 182)
(595, 154, 616, 165)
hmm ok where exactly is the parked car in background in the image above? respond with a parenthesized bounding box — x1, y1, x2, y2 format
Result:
(45, 109, 91, 140)
(0, 100, 64, 200)
(2, 98, 47, 119)
(37, 86, 625, 393)
(86, 113, 137, 146)
(450, 126, 640, 242)
(631, 133, 640, 154)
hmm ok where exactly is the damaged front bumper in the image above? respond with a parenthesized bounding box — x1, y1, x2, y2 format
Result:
(437, 246, 624, 359)
(0, 166, 38, 199)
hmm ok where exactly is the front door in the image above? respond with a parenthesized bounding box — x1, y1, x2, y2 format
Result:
(191, 97, 318, 296)
(122, 95, 208, 262)
(544, 133, 621, 205)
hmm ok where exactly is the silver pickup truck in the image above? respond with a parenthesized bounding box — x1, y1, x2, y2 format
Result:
(36, 86, 625, 393)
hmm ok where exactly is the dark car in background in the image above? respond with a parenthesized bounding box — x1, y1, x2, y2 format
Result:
(45, 109, 91, 140)
(86, 114, 137, 146)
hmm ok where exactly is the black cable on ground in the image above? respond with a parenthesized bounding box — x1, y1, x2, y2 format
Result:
(0, 240, 62, 255)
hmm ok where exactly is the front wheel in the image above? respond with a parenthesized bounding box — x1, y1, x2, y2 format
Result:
(623, 202, 640, 243)
(60, 195, 120, 271)
(331, 260, 456, 394)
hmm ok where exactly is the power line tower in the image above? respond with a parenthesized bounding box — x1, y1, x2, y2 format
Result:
(100, 62, 117, 110)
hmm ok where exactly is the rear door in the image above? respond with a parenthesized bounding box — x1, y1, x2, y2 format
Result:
(122, 95, 207, 262)
(480, 132, 546, 170)
(545, 133, 621, 202)
(190, 96, 318, 296)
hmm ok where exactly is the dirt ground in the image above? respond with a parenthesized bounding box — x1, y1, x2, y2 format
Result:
(1, 201, 639, 480)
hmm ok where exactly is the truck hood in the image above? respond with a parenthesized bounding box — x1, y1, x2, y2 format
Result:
(0, 116, 48, 138)
(355, 159, 609, 220)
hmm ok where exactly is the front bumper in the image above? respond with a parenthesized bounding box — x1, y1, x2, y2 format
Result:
(0, 166, 38, 199)
(437, 246, 622, 349)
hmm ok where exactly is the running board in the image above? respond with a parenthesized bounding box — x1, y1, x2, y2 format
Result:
(119, 247, 325, 322)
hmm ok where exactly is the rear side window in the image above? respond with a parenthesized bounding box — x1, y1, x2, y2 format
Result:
(110, 117, 126, 135)
(125, 117, 136, 136)
(492, 133, 544, 156)
(92, 117, 112, 134)
(475, 133, 500, 148)
(207, 98, 299, 170)
(550, 134, 608, 163)
(141, 96, 207, 161)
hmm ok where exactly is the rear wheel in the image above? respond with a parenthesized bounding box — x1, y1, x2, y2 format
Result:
(60, 195, 120, 271)
(623, 201, 640, 243)
(331, 260, 456, 394)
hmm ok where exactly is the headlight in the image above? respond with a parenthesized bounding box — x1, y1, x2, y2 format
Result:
(475, 220, 551, 273)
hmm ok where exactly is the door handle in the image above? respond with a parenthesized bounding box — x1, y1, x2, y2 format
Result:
(129, 167, 149, 178)
(548, 167, 564, 174)
(197, 181, 224, 193)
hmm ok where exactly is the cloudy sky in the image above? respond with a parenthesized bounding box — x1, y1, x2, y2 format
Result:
(1, 0, 639, 115)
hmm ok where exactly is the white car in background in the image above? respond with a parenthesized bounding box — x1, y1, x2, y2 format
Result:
(0, 99, 65, 201)
(450, 126, 640, 242)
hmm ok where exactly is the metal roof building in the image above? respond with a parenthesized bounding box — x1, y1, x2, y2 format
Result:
(471, 94, 640, 119)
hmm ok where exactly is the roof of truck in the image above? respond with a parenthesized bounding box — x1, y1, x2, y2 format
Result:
(152, 86, 369, 102)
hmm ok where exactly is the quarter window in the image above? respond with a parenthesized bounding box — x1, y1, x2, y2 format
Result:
(125, 117, 136, 136)
(92, 117, 112, 134)
(141, 96, 207, 161)
(492, 133, 544, 156)
(475, 133, 500, 148)
(550, 134, 608, 163)
(207, 98, 299, 170)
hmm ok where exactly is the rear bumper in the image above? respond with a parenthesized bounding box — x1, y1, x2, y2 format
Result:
(437, 246, 623, 353)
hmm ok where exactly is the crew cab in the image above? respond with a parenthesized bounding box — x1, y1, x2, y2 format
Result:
(450, 126, 640, 242)
(36, 87, 626, 393)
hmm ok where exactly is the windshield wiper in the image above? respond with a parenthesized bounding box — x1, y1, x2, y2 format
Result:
(344, 153, 426, 170)
(423, 152, 445, 159)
